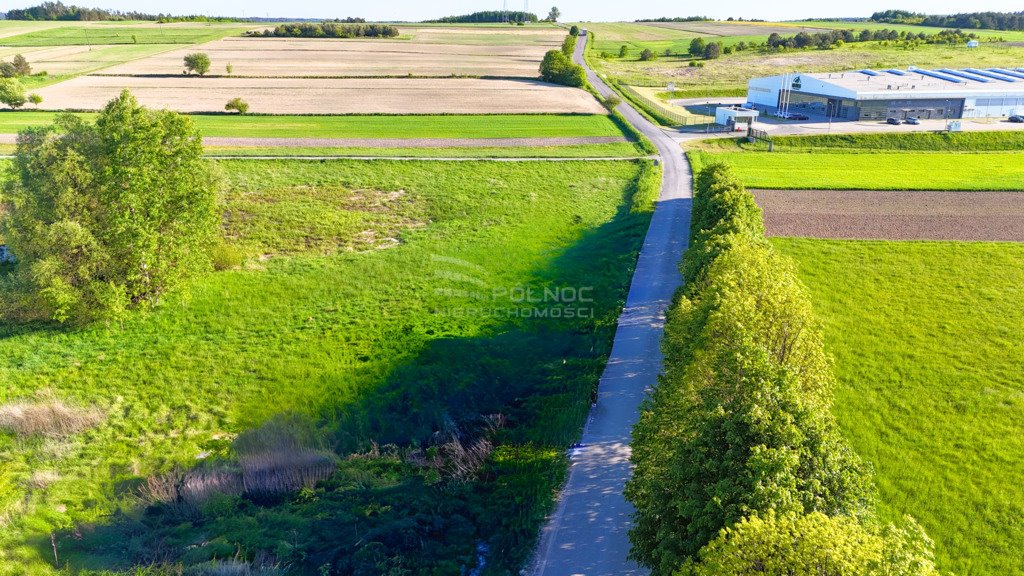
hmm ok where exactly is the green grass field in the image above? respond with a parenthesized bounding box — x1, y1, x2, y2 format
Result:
(774, 238, 1024, 576)
(0, 24, 249, 46)
(689, 149, 1024, 190)
(789, 20, 1024, 41)
(203, 143, 645, 158)
(0, 112, 628, 139)
(0, 158, 653, 573)
(699, 130, 1024, 152)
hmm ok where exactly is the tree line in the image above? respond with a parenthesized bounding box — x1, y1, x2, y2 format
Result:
(246, 22, 399, 39)
(872, 10, 1024, 31)
(426, 11, 539, 23)
(539, 32, 585, 87)
(5, 1, 243, 22)
(625, 162, 941, 575)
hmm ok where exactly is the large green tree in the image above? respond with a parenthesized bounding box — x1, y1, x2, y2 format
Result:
(1, 90, 217, 323)
(183, 52, 211, 75)
(0, 77, 26, 109)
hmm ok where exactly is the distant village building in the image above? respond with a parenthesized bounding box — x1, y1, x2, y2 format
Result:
(967, 40, 980, 48)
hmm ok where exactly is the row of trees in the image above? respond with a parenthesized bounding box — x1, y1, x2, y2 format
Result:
(539, 32, 585, 87)
(5, 1, 241, 22)
(426, 10, 539, 23)
(246, 23, 399, 39)
(625, 163, 941, 575)
(872, 10, 1024, 31)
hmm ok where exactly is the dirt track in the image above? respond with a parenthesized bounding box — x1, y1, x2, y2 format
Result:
(753, 189, 1024, 242)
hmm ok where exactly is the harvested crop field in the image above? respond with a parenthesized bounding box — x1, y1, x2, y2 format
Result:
(638, 21, 832, 36)
(31, 76, 606, 114)
(99, 35, 559, 77)
(754, 189, 1024, 241)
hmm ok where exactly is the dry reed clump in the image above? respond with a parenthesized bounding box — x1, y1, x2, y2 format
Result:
(184, 560, 284, 576)
(0, 399, 103, 438)
(140, 414, 337, 512)
(234, 415, 337, 498)
(407, 414, 505, 482)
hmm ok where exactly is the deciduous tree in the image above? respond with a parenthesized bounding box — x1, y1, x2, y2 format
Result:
(0, 78, 26, 109)
(183, 52, 211, 75)
(1, 90, 218, 323)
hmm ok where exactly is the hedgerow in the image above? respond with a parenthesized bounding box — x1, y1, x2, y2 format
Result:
(626, 162, 940, 575)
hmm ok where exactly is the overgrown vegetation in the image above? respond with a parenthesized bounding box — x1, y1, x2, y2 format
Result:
(425, 11, 538, 23)
(540, 49, 585, 87)
(872, 9, 1024, 31)
(0, 158, 653, 574)
(626, 163, 939, 575)
(0, 90, 217, 324)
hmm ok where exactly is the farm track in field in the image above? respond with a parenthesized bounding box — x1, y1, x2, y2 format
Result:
(0, 134, 631, 148)
(754, 189, 1024, 242)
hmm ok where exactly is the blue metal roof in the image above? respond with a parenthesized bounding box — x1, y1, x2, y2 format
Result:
(991, 68, 1024, 80)
(937, 68, 990, 83)
(885, 69, 907, 76)
(915, 69, 963, 83)
(858, 69, 881, 76)
(964, 68, 1017, 82)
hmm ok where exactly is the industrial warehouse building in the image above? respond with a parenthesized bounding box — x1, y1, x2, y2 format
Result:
(746, 67, 1024, 120)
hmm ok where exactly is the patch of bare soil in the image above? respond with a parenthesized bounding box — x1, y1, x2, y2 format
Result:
(753, 189, 1024, 242)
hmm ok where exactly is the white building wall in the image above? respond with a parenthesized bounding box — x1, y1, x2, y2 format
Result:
(746, 75, 782, 108)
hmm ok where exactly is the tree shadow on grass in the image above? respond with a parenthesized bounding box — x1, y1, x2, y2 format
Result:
(35, 178, 661, 574)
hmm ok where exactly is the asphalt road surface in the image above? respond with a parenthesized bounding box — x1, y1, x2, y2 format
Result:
(529, 34, 692, 576)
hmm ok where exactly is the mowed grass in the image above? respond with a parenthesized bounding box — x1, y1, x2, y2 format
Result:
(204, 143, 645, 158)
(774, 238, 1024, 576)
(0, 158, 652, 572)
(689, 149, 1024, 190)
(0, 113, 627, 139)
(0, 25, 249, 46)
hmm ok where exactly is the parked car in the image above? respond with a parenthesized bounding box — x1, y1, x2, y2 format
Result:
(905, 117, 921, 125)
(886, 117, 902, 125)
(1009, 115, 1024, 123)
(790, 113, 810, 121)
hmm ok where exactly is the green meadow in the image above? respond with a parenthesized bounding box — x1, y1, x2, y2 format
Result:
(0, 112, 630, 139)
(775, 238, 1024, 576)
(0, 158, 654, 573)
(689, 149, 1024, 190)
(0, 25, 248, 46)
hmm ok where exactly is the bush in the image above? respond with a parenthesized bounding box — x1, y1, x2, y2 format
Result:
(569, 25, 579, 36)
(639, 48, 657, 61)
(184, 52, 211, 75)
(11, 54, 31, 76)
(539, 49, 585, 87)
(211, 242, 245, 270)
(680, 512, 940, 576)
(1, 90, 218, 323)
(561, 33, 577, 56)
(688, 37, 706, 57)
(224, 97, 249, 114)
(0, 77, 26, 108)
(27, 93, 41, 106)
(618, 44, 629, 57)
(602, 95, 622, 110)
(703, 41, 722, 59)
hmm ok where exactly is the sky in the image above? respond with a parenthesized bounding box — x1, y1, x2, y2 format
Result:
(3, 0, 1023, 22)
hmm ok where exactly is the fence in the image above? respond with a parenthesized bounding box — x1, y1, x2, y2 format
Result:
(618, 84, 717, 127)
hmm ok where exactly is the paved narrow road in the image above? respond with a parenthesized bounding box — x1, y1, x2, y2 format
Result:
(530, 34, 693, 576)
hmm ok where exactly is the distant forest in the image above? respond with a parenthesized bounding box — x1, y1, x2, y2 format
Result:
(637, 16, 711, 22)
(426, 11, 538, 23)
(5, 1, 242, 22)
(871, 10, 1024, 31)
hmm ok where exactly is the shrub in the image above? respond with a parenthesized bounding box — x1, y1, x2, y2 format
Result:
(27, 93, 41, 106)
(703, 41, 722, 59)
(224, 97, 249, 114)
(211, 242, 245, 270)
(1, 90, 218, 323)
(569, 25, 579, 36)
(688, 37, 706, 57)
(561, 33, 577, 56)
(680, 512, 940, 576)
(539, 50, 585, 87)
(0, 77, 26, 109)
(184, 52, 211, 75)
(618, 44, 629, 57)
(639, 48, 657, 61)
(225, 62, 233, 75)
(602, 95, 621, 110)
